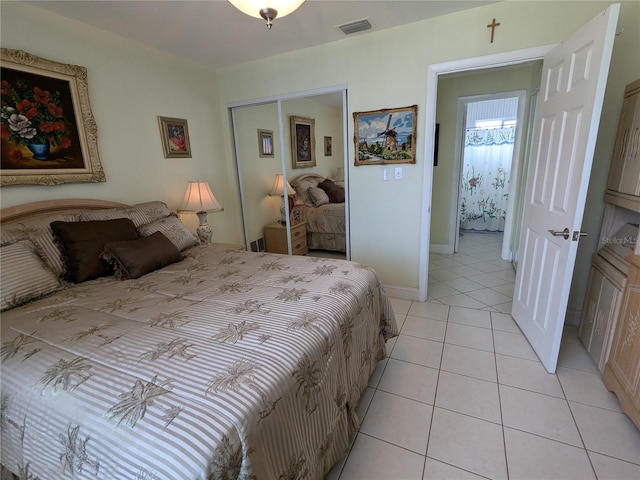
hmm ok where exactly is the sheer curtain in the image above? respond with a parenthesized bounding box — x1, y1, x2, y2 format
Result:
(459, 126, 515, 232)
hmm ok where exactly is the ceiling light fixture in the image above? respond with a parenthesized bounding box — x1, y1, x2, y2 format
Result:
(228, 0, 305, 29)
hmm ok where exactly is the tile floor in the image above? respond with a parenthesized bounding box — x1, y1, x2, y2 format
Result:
(326, 232, 640, 480)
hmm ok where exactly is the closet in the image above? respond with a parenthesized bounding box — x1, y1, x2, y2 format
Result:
(579, 78, 640, 429)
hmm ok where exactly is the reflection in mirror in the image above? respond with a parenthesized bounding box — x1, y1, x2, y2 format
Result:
(281, 94, 347, 259)
(232, 101, 281, 252)
(231, 90, 348, 259)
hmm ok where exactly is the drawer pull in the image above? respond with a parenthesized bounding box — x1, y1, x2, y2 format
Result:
(294, 231, 301, 237)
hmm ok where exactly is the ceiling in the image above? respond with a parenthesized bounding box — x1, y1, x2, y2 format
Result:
(24, 1, 494, 69)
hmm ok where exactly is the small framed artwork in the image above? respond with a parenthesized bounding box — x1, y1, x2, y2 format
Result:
(1, 48, 106, 186)
(158, 116, 191, 158)
(353, 105, 417, 166)
(290, 115, 316, 169)
(324, 136, 332, 156)
(258, 129, 274, 157)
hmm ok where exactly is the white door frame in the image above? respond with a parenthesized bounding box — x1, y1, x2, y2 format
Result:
(419, 46, 554, 302)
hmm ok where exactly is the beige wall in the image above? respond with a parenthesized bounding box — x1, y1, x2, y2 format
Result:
(0, 1, 243, 242)
(216, 1, 640, 299)
(2, 1, 640, 309)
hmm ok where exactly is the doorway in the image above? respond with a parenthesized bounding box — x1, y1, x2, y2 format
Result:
(419, 47, 551, 302)
(454, 92, 527, 261)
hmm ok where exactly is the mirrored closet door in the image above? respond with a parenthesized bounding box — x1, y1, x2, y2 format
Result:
(230, 87, 349, 259)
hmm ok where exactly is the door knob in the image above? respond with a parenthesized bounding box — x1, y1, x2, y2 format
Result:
(548, 228, 570, 240)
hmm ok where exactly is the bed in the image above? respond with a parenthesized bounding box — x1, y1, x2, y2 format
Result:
(290, 173, 346, 253)
(0, 199, 397, 480)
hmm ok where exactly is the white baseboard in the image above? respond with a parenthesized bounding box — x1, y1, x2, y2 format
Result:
(430, 244, 454, 254)
(385, 285, 420, 302)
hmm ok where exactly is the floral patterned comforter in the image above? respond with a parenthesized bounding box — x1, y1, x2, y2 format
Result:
(1, 246, 397, 479)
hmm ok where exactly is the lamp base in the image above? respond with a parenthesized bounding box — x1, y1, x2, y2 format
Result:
(279, 202, 287, 224)
(196, 211, 213, 244)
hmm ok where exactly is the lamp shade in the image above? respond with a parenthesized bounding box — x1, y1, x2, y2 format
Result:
(269, 173, 295, 197)
(178, 181, 223, 213)
(228, 0, 305, 19)
(335, 167, 345, 182)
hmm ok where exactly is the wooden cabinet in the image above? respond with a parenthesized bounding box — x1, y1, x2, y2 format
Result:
(264, 221, 308, 255)
(602, 255, 640, 430)
(605, 78, 640, 211)
(579, 254, 625, 371)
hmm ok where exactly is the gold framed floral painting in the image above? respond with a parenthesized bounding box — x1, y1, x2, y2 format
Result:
(0, 49, 105, 186)
(158, 116, 191, 158)
(290, 115, 316, 169)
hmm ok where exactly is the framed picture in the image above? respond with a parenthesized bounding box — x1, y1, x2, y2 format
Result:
(158, 116, 191, 158)
(258, 129, 274, 157)
(353, 105, 417, 166)
(0, 48, 105, 186)
(324, 136, 332, 156)
(290, 115, 316, 168)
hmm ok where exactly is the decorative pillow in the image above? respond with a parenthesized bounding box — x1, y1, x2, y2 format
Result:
(1, 240, 61, 311)
(290, 179, 317, 207)
(1, 213, 76, 276)
(137, 216, 200, 252)
(51, 218, 139, 283)
(101, 232, 181, 280)
(79, 201, 172, 228)
(308, 187, 330, 207)
(318, 178, 346, 203)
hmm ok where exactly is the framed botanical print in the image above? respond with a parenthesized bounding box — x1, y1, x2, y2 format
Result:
(290, 115, 316, 168)
(353, 105, 417, 166)
(258, 129, 274, 157)
(324, 136, 332, 156)
(1, 48, 105, 186)
(158, 116, 191, 158)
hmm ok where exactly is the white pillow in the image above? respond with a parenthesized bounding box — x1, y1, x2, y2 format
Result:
(1, 240, 61, 311)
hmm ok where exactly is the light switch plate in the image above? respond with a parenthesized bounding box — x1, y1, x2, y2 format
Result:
(395, 167, 403, 180)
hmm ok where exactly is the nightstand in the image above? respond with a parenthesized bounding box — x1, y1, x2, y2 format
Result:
(264, 221, 308, 255)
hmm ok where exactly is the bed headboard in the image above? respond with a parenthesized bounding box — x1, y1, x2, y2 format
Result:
(290, 173, 325, 184)
(1, 199, 127, 225)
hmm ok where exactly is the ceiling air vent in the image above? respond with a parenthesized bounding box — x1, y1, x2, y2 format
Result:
(336, 18, 372, 35)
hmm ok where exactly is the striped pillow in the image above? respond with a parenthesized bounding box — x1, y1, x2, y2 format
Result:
(1, 240, 61, 311)
(79, 201, 171, 228)
(0, 214, 76, 276)
(137, 216, 199, 252)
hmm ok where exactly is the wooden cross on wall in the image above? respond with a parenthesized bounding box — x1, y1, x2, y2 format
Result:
(487, 18, 501, 43)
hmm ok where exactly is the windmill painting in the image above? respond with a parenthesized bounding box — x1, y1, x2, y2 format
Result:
(354, 105, 417, 166)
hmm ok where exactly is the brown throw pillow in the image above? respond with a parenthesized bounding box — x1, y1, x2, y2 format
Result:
(318, 178, 345, 203)
(51, 218, 139, 283)
(101, 232, 181, 280)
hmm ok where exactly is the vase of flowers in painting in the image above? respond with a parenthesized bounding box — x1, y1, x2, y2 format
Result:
(27, 141, 50, 160)
(1, 80, 71, 162)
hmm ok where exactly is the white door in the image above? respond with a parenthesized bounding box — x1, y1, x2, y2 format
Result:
(511, 4, 619, 373)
